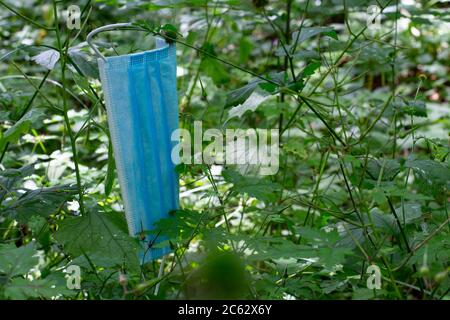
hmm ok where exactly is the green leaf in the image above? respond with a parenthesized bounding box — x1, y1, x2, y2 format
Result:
(2, 185, 78, 223)
(395, 203, 422, 224)
(225, 79, 263, 108)
(352, 287, 385, 300)
(283, 139, 307, 158)
(394, 99, 427, 117)
(55, 207, 140, 269)
(159, 23, 182, 41)
(317, 247, 352, 269)
(68, 48, 99, 79)
(200, 43, 230, 85)
(240, 235, 315, 261)
(286, 79, 305, 92)
(222, 169, 281, 202)
(297, 226, 332, 244)
(152, 209, 205, 242)
(227, 87, 271, 120)
(293, 49, 320, 60)
(4, 278, 67, 299)
(0, 164, 34, 203)
(239, 36, 253, 63)
(292, 27, 338, 45)
(259, 82, 278, 93)
(0, 243, 39, 277)
(365, 205, 422, 239)
(302, 61, 321, 77)
(0, 108, 45, 151)
(366, 158, 401, 181)
(202, 57, 230, 85)
(28, 215, 51, 249)
(372, 188, 387, 205)
(404, 100, 427, 117)
(405, 158, 450, 196)
(409, 233, 450, 266)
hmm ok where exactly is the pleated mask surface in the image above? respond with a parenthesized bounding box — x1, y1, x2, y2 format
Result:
(98, 38, 179, 263)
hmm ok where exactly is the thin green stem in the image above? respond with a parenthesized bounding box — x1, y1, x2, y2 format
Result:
(53, 1, 85, 215)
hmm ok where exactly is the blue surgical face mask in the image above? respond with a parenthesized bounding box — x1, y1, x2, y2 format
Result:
(98, 38, 179, 263)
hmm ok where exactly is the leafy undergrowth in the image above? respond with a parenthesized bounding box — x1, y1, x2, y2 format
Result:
(0, 0, 449, 300)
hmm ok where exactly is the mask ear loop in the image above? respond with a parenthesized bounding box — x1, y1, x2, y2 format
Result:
(87, 23, 139, 61)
